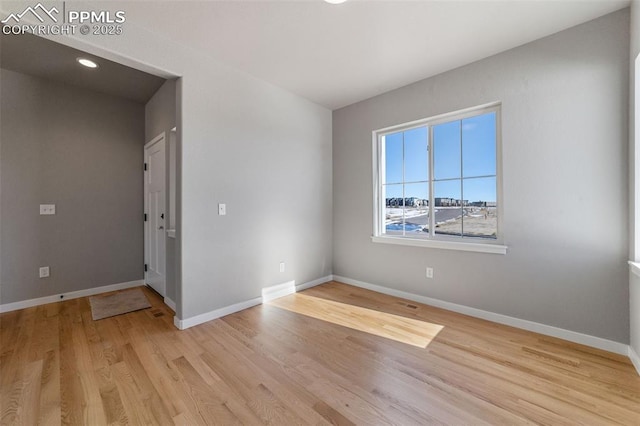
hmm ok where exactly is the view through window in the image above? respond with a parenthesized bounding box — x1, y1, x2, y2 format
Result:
(377, 105, 500, 241)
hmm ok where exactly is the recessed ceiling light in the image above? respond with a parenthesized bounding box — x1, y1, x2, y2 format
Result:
(76, 58, 99, 69)
(324, 0, 347, 4)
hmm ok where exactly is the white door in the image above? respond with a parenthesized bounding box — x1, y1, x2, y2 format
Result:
(144, 133, 166, 296)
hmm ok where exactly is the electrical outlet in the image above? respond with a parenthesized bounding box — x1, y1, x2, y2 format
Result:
(40, 204, 56, 215)
(426, 267, 434, 279)
(39, 266, 50, 278)
(279, 262, 285, 273)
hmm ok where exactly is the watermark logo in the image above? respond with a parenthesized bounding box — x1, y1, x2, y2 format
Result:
(1, 3, 59, 24)
(2, 2, 126, 36)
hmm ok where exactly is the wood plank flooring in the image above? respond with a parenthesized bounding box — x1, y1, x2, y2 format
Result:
(267, 292, 444, 347)
(1, 281, 639, 425)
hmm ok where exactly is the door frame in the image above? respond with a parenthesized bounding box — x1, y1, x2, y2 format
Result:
(144, 132, 166, 296)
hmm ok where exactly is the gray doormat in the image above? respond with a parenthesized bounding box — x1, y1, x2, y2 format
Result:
(89, 288, 151, 320)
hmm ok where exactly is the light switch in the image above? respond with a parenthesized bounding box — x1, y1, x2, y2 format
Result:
(40, 204, 56, 215)
(218, 203, 226, 216)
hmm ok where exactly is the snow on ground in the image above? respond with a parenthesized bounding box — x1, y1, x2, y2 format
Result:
(386, 208, 429, 221)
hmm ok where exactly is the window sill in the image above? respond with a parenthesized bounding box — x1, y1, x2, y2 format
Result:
(629, 261, 640, 278)
(371, 235, 507, 254)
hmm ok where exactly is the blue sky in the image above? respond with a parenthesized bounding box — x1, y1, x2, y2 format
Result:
(384, 112, 496, 203)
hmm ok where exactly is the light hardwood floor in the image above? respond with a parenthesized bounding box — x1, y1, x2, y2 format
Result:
(1, 281, 639, 425)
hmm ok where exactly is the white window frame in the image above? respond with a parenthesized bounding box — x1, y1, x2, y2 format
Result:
(372, 102, 507, 255)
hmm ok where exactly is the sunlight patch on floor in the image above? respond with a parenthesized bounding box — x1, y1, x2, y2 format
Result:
(267, 293, 443, 348)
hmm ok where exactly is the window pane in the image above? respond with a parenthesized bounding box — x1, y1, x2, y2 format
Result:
(433, 120, 461, 180)
(434, 180, 462, 237)
(403, 182, 429, 235)
(463, 177, 497, 239)
(377, 107, 500, 242)
(462, 112, 496, 178)
(384, 184, 404, 235)
(384, 132, 403, 184)
(404, 127, 428, 182)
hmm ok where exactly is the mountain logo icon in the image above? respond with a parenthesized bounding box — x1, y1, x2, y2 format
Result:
(2, 3, 59, 24)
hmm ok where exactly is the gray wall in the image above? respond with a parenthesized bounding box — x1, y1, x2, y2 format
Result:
(630, 0, 640, 360)
(54, 10, 334, 321)
(632, 272, 640, 357)
(178, 65, 333, 319)
(146, 80, 176, 141)
(333, 10, 630, 343)
(145, 79, 177, 304)
(632, 0, 639, 261)
(0, 69, 145, 304)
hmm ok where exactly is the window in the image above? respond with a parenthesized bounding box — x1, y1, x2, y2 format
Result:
(373, 103, 505, 254)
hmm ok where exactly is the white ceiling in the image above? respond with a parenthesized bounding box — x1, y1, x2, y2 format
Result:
(123, 0, 630, 110)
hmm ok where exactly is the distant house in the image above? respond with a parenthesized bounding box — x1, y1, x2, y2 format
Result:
(386, 198, 400, 207)
(469, 201, 496, 208)
(435, 197, 453, 207)
(405, 197, 420, 207)
(385, 197, 430, 208)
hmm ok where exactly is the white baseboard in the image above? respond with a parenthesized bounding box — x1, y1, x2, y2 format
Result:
(262, 280, 296, 303)
(629, 346, 640, 376)
(164, 297, 176, 311)
(174, 275, 334, 330)
(174, 296, 263, 330)
(0, 279, 144, 313)
(333, 275, 629, 356)
(261, 275, 333, 303)
(170, 273, 631, 360)
(296, 275, 333, 292)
